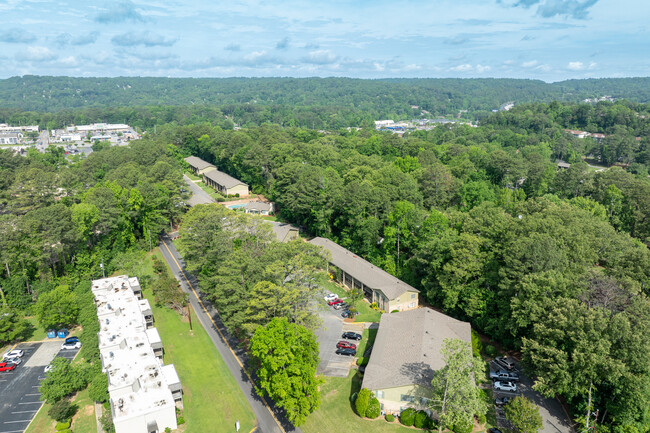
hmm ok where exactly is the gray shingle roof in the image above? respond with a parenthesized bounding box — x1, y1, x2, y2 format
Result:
(245, 201, 272, 212)
(203, 169, 248, 189)
(308, 237, 418, 300)
(184, 156, 215, 171)
(264, 221, 299, 242)
(362, 308, 472, 391)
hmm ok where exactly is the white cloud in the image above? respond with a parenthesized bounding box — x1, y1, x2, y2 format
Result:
(451, 63, 473, 71)
(18, 46, 57, 61)
(60, 56, 77, 66)
(476, 64, 491, 72)
(522, 60, 538, 67)
(568, 61, 585, 70)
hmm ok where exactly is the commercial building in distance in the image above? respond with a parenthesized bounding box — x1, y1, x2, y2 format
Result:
(92, 276, 182, 433)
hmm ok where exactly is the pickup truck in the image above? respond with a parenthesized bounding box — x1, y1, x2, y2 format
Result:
(489, 369, 519, 382)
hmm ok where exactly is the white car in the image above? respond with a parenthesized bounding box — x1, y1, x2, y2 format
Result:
(61, 341, 81, 350)
(494, 381, 517, 392)
(44, 363, 54, 373)
(4, 356, 22, 365)
(324, 293, 338, 302)
(3, 349, 24, 360)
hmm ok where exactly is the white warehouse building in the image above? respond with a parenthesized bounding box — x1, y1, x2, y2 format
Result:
(92, 276, 182, 433)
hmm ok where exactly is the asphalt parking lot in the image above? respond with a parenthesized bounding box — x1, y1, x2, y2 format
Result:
(315, 300, 364, 377)
(490, 359, 573, 433)
(0, 341, 80, 433)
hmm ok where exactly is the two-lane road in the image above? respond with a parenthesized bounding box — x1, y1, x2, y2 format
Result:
(159, 234, 299, 433)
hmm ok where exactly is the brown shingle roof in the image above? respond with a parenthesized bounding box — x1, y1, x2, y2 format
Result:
(308, 237, 418, 300)
(362, 308, 471, 391)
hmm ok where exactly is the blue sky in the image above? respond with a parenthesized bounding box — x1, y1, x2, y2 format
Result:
(0, 0, 647, 81)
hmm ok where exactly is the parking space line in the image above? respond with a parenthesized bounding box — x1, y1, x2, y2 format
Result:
(11, 410, 39, 414)
(24, 393, 39, 396)
(18, 402, 42, 405)
(4, 419, 32, 423)
(0, 429, 27, 433)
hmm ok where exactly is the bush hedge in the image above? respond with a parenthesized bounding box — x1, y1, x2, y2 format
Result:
(355, 388, 371, 417)
(453, 421, 474, 433)
(366, 397, 380, 419)
(386, 414, 395, 422)
(485, 345, 497, 357)
(400, 408, 416, 426)
(414, 410, 429, 428)
(55, 420, 71, 430)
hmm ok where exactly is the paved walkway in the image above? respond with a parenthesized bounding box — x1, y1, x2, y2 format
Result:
(159, 234, 299, 433)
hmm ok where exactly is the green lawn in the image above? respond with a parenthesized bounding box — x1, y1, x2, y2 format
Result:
(318, 275, 382, 323)
(302, 371, 423, 433)
(143, 261, 256, 433)
(184, 171, 201, 181)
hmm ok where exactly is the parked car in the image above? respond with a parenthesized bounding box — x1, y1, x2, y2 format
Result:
(341, 310, 356, 318)
(0, 361, 18, 372)
(61, 341, 82, 350)
(333, 302, 348, 310)
(494, 356, 516, 370)
(5, 356, 21, 365)
(336, 347, 357, 356)
(336, 341, 357, 350)
(342, 331, 362, 340)
(494, 381, 517, 392)
(65, 336, 80, 344)
(3, 349, 24, 360)
(488, 428, 504, 433)
(328, 299, 343, 306)
(44, 363, 54, 373)
(490, 369, 519, 382)
(494, 396, 510, 407)
(324, 293, 338, 302)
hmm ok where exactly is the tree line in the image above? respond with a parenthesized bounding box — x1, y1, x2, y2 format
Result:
(167, 102, 649, 433)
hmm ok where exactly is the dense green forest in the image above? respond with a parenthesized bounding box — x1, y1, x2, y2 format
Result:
(0, 97, 648, 432)
(163, 101, 649, 432)
(1, 76, 650, 129)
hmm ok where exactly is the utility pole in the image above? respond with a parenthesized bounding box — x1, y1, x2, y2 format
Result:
(100, 260, 105, 278)
(187, 303, 193, 331)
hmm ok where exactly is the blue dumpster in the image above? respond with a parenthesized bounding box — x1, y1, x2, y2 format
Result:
(47, 329, 56, 338)
(57, 328, 69, 338)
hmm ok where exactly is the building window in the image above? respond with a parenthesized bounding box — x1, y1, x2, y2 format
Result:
(411, 293, 416, 299)
(400, 394, 414, 402)
(376, 390, 384, 399)
(408, 302, 416, 308)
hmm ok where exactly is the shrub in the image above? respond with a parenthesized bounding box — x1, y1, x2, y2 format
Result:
(366, 397, 380, 419)
(55, 420, 71, 430)
(391, 309, 399, 313)
(57, 430, 71, 433)
(217, 197, 225, 202)
(386, 414, 395, 422)
(400, 408, 416, 426)
(100, 410, 115, 433)
(235, 193, 240, 197)
(177, 416, 185, 425)
(485, 345, 497, 357)
(453, 421, 474, 433)
(370, 302, 378, 310)
(427, 417, 438, 429)
(355, 388, 371, 417)
(477, 413, 487, 424)
(88, 373, 109, 403)
(48, 399, 77, 422)
(471, 329, 483, 357)
(414, 410, 429, 428)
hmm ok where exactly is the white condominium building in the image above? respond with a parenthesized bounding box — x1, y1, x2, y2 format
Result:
(92, 276, 182, 433)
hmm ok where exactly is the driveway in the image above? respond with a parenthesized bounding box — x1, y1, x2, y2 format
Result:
(0, 341, 80, 433)
(490, 360, 574, 433)
(183, 174, 214, 206)
(315, 301, 363, 378)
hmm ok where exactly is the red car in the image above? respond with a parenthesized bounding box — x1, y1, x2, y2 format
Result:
(336, 341, 357, 350)
(0, 361, 18, 372)
(328, 298, 343, 306)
